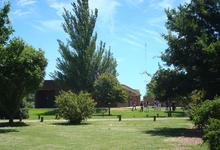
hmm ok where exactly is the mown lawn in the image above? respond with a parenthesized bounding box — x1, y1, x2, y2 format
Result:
(0, 118, 207, 150)
(28, 107, 188, 120)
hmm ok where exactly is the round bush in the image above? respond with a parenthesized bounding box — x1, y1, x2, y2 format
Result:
(55, 91, 96, 124)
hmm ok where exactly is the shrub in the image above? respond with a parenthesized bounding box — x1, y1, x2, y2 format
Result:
(204, 119, 220, 150)
(55, 91, 96, 124)
(192, 97, 220, 128)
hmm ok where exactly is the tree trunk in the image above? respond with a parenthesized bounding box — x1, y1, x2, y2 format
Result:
(9, 118, 14, 125)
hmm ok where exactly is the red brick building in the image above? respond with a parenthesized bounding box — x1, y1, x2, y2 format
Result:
(116, 85, 141, 107)
(35, 80, 141, 108)
(35, 80, 60, 108)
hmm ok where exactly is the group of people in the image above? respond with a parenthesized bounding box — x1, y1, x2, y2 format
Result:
(131, 100, 162, 112)
(131, 101, 145, 112)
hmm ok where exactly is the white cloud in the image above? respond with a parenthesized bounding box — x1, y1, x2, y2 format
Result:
(158, 0, 174, 9)
(17, 0, 36, 7)
(47, 0, 72, 16)
(127, 33, 141, 41)
(143, 29, 160, 37)
(119, 37, 145, 49)
(47, 0, 120, 34)
(125, 0, 144, 6)
(142, 29, 165, 44)
(149, 0, 174, 9)
(89, 0, 120, 33)
(33, 19, 63, 32)
(116, 57, 126, 64)
(13, 9, 31, 16)
(147, 15, 166, 24)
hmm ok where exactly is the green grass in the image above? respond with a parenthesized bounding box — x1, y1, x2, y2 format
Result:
(0, 118, 208, 150)
(28, 108, 58, 120)
(28, 107, 188, 120)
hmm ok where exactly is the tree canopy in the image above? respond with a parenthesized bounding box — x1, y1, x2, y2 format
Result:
(148, 0, 220, 102)
(0, 3, 47, 123)
(93, 73, 127, 106)
(0, 2, 13, 45)
(162, 0, 220, 99)
(147, 68, 192, 104)
(52, 0, 117, 93)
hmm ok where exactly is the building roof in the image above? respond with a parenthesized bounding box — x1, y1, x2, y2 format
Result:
(121, 84, 141, 96)
(38, 80, 59, 91)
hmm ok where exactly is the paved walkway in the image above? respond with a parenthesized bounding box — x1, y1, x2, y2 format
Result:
(0, 117, 189, 123)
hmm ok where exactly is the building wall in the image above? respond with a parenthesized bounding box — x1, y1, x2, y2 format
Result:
(35, 80, 59, 108)
(116, 95, 140, 107)
(35, 90, 56, 108)
(35, 80, 141, 108)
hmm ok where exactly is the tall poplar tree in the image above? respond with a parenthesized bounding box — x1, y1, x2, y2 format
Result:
(52, 0, 117, 93)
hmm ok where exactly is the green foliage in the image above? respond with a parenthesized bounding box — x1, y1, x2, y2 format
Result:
(188, 90, 207, 119)
(204, 119, 220, 150)
(147, 68, 191, 104)
(161, 0, 220, 99)
(0, 2, 13, 44)
(192, 97, 220, 128)
(93, 73, 127, 106)
(55, 91, 96, 124)
(0, 99, 29, 119)
(190, 89, 206, 105)
(0, 38, 47, 123)
(0, 3, 47, 123)
(19, 100, 29, 119)
(52, 0, 117, 93)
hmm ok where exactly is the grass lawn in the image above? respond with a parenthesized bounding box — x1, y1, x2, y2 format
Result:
(28, 107, 188, 120)
(0, 118, 208, 150)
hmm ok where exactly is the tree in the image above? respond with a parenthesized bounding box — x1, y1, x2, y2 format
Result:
(55, 91, 96, 124)
(0, 38, 47, 123)
(52, 0, 117, 93)
(161, 0, 220, 99)
(0, 3, 47, 124)
(147, 68, 192, 108)
(93, 73, 127, 107)
(0, 2, 13, 44)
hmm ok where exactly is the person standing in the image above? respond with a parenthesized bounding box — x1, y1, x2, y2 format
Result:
(140, 101, 144, 112)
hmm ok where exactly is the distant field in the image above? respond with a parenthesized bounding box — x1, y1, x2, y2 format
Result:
(28, 107, 188, 120)
(0, 118, 207, 150)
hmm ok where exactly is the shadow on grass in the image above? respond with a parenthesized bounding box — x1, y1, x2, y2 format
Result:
(145, 127, 202, 138)
(0, 122, 29, 127)
(0, 129, 19, 134)
(52, 122, 91, 126)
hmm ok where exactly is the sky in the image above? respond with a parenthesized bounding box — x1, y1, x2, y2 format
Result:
(6, 0, 190, 98)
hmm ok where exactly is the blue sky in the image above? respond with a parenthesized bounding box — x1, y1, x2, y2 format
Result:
(7, 0, 189, 98)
